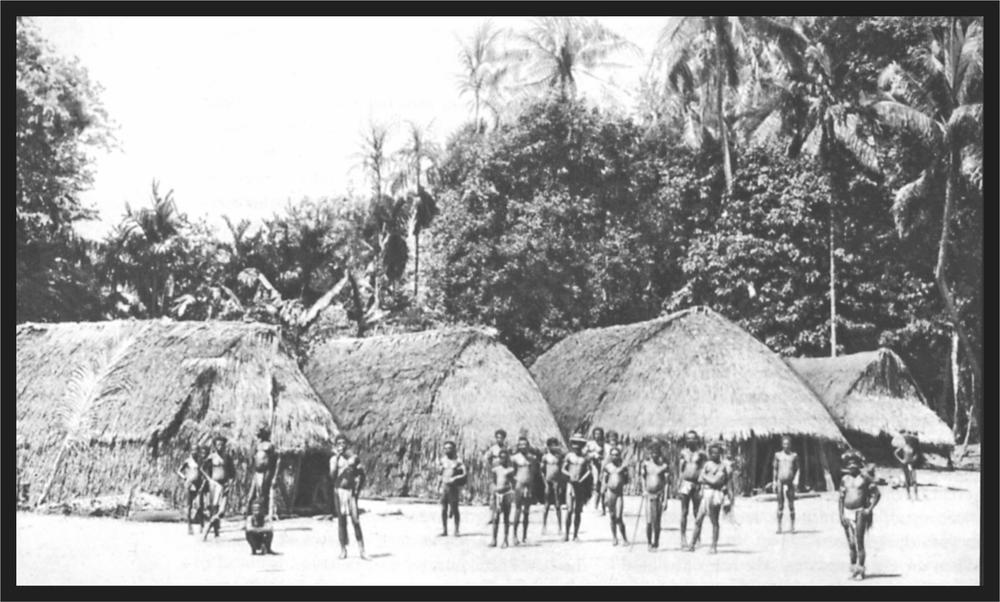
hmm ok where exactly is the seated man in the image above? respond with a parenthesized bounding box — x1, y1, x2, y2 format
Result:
(245, 500, 275, 555)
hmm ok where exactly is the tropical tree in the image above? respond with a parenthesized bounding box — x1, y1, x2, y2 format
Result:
(868, 16, 983, 386)
(457, 20, 511, 133)
(392, 121, 441, 299)
(659, 16, 810, 195)
(509, 17, 637, 101)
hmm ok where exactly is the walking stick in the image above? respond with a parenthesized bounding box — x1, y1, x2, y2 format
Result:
(198, 466, 227, 541)
(628, 494, 646, 552)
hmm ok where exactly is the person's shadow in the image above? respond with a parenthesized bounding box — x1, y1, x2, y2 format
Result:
(862, 573, 902, 580)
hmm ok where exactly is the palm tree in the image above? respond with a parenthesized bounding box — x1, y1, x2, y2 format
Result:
(739, 40, 880, 356)
(391, 122, 441, 299)
(457, 20, 511, 133)
(869, 17, 983, 385)
(355, 122, 394, 307)
(510, 17, 637, 100)
(660, 17, 810, 195)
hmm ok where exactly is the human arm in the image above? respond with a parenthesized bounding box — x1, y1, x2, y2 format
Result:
(772, 454, 779, 492)
(893, 447, 905, 464)
(865, 480, 881, 514)
(838, 481, 847, 526)
(353, 458, 366, 499)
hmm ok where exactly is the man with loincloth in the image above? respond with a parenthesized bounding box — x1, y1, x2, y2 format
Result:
(245, 425, 278, 518)
(839, 450, 881, 580)
(437, 440, 466, 537)
(483, 429, 509, 524)
(203, 435, 236, 539)
(176, 443, 207, 535)
(244, 498, 276, 555)
(489, 448, 516, 548)
(689, 442, 732, 554)
(677, 430, 707, 549)
(584, 427, 606, 514)
(562, 432, 593, 542)
(540, 437, 566, 534)
(602, 446, 630, 546)
(640, 444, 670, 551)
(773, 435, 800, 534)
(893, 430, 920, 500)
(511, 437, 540, 545)
(329, 434, 367, 559)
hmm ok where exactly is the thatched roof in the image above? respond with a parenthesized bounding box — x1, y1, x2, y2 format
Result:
(787, 349, 954, 447)
(529, 306, 845, 443)
(16, 319, 338, 455)
(303, 328, 563, 498)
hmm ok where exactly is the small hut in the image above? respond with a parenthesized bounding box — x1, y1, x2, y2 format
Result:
(529, 306, 846, 495)
(16, 320, 339, 514)
(303, 328, 564, 502)
(788, 349, 954, 463)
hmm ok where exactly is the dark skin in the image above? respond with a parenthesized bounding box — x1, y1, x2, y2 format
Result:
(839, 461, 881, 579)
(489, 451, 516, 548)
(640, 449, 670, 550)
(511, 439, 539, 545)
(246, 429, 278, 517)
(678, 433, 706, 548)
(602, 449, 630, 546)
(540, 441, 565, 535)
(176, 446, 206, 535)
(561, 441, 592, 542)
(893, 431, 919, 500)
(773, 436, 800, 534)
(690, 446, 733, 554)
(438, 442, 464, 537)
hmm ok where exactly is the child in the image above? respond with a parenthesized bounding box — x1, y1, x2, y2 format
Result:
(602, 447, 630, 546)
(839, 450, 881, 580)
(245, 499, 275, 555)
(640, 444, 670, 551)
(489, 449, 516, 548)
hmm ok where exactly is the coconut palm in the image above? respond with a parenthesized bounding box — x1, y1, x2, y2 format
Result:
(457, 20, 511, 133)
(660, 17, 810, 195)
(391, 122, 441, 299)
(869, 17, 983, 384)
(36, 334, 134, 507)
(509, 17, 638, 101)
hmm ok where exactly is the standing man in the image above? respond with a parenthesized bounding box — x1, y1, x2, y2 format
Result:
(689, 442, 733, 554)
(489, 449, 516, 548)
(602, 447, 630, 546)
(330, 434, 367, 559)
(773, 435, 800, 534)
(839, 450, 881, 580)
(562, 432, 593, 542)
(677, 430, 706, 549)
(640, 444, 670, 551)
(893, 430, 920, 500)
(484, 429, 509, 524)
(246, 425, 278, 518)
(584, 427, 606, 514)
(176, 443, 207, 535)
(203, 435, 236, 540)
(540, 437, 565, 535)
(438, 440, 466, 537)
(511, 437, 540, 545)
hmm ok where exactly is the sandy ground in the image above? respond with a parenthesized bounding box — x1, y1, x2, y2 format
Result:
(16, 468, 980, 586)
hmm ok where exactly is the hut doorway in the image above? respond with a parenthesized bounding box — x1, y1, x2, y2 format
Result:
(292, 452, 332, 515)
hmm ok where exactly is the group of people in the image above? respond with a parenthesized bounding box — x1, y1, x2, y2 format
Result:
(174, 424, 889, 580)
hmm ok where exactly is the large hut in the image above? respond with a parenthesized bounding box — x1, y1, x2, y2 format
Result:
(529, 306, 846, 495)
(16, 320, 339, 514)
(303, 328, 564, 502)
(788, 349, 954, 463)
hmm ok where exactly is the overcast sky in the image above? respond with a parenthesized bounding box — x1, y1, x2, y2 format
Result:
(34, 17, 668, 240)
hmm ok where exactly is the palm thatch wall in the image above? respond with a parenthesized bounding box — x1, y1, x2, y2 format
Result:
(529, 306, 846, 494)
(16, 320, 339, 513)
(788, 349, 954, 460)
(303, 328, 564, 503)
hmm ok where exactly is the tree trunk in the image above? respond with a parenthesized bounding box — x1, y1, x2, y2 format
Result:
(936, 155, 983, 388)
(829, 203, 837, 357)
(951, 329, 961, 439)
(413, 230, 420, 300)
(715, 41, 734, 196)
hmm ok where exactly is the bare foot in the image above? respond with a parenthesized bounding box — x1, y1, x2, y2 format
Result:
(501, 540, 508, 549)
(613, 539, 619, 546)
(488, 541, 497, 548)
(438, 532, 448, 537)
(709, 546, 718, 554)
(338, 549, 348, 559)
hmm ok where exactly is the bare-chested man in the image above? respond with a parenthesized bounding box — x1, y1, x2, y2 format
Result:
(640, 444, 670, 551)
(330, 434, 367, 559)
(773, 435, 800, 534)
(602, 447, 630, 546)
(540, 437, 566, 534)
(483, 429, 509, 524)
(489, 448, 516, 548)
(584, 427, 606, 514)
(893, 430, 920, 500)
(176, 443, 206, 535)
(246, 425, 278, 518)
(677, 430, 707, 549)
(510, 437, 540, 545)
(562, 433, 593, 542)
(203, 435, 236, 539)
(244, 499, 275, 555)
(438, 440, 465, 537)
(839, 450, 881, 580)
(689, 442, 733, 554)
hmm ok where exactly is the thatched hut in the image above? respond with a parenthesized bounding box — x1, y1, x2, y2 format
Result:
(16, 320, 339, 514)
(529, 306, 846, 495)
(303, 328, 564, 502)
(788, 349, 954, 463)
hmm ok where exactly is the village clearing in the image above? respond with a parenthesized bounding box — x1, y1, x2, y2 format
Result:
(16, 468, 979, 586)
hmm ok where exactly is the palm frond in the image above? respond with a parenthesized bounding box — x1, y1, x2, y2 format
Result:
(946, 102, 982, 146)
(870, 99, 941, 145)
(891, 168, 936, 237)
(60, 335, 135, 447)
(877, 62, 942, 118)
(960, 143, 983, 192)
(832, 112, 880, 173)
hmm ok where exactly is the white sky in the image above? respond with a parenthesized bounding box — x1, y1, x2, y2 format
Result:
(33, 17, 668, 240)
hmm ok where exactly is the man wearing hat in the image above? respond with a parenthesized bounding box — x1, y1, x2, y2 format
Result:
(561, 432, 593, 542)
(838, 449, 881, 580)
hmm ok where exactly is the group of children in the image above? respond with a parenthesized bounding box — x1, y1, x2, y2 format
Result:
(175, 424, 889, 580)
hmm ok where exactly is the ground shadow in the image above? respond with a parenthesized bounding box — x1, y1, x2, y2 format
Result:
(716, 549, 757, 555)
(862, 573, 902, 580)
(781, 529, 821, 535)
(365, 552, 392, 560)
(276, 526, 313, 532)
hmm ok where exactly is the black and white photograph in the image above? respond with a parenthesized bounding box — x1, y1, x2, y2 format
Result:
(11, 10, 990, 591)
